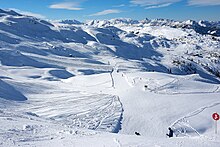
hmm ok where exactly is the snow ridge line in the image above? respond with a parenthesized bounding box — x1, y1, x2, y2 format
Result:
(112, 96, 124, 133)
(94, 95, 117, 130)
(93, 95, 123, 133)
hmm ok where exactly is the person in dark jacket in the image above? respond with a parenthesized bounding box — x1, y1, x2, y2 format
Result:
(135, 132, 141, 136)
(166, 127, 174, 138)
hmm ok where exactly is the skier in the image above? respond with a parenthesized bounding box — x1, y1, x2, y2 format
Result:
(166, 127, 174, 138)
(135, 132, 141, 136)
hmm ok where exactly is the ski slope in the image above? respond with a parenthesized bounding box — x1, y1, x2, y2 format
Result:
(1, 71, 220, 146)
(0, 9, 220, 146)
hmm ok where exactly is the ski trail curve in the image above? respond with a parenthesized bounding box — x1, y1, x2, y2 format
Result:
(170, 101, 220, 136)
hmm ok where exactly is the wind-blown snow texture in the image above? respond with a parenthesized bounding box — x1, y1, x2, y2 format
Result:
(0, 9, 220, 146)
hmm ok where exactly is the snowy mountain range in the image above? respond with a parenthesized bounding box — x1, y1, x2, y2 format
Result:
(0, 9, 220, 147)
(87, 18, 220, 37)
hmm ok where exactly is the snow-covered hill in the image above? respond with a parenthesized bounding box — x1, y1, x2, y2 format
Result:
(0, 9, 220, 146)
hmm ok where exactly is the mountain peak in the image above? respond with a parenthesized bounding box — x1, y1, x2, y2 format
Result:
(60, 19, 83, 25)
(0, 9, 22, 16)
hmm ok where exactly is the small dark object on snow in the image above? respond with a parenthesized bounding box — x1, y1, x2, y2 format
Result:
(135, 132, 141, 136)
(166, 127, 174, 138)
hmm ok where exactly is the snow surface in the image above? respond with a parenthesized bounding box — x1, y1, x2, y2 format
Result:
(0, 9, 220, 146)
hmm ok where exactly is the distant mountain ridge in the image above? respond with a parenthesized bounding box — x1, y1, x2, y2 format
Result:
(0, 8, 219, 80)
(58, 19, 83, 25)
(87, 18, 220, 37)
(0, 8, 219, 37)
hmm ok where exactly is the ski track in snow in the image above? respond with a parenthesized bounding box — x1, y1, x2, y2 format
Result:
(18, 92, 123, 133)
(145, 76, 220, 95)
(171, 101, 220, 137)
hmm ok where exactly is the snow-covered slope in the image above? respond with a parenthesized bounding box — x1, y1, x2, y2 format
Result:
(0, 9, 220, 146)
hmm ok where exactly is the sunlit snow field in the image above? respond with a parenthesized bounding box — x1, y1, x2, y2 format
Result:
(0, 9, 220, 146)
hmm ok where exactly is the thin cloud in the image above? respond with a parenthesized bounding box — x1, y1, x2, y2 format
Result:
(49, 2, 83, 10)
(130, 0, 180, 6)
(10, 8, 46, 19)
(188, 0, 220, 6)
(113, 4, 126, 8)
(145, 3, 172, 9)
(89, 9, 122, 16)
(131, 0, 220, 7)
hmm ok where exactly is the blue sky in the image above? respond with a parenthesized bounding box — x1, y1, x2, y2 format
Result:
(1, 0, 220, 21)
